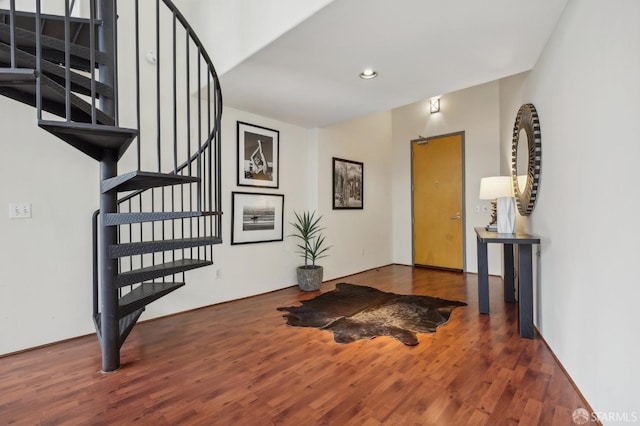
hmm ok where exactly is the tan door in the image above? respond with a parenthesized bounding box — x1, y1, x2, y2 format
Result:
(412, 133, 464, 270)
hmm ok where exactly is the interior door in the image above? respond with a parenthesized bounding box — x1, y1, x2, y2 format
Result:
(412, 133, 464, 270)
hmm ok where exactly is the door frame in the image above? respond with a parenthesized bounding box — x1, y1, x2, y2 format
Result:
(410, 131, 467, 271)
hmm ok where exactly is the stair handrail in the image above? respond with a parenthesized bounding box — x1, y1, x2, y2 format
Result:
(117, 0, 223, 210)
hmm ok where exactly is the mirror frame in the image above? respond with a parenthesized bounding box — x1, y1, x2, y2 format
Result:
(511, 103, 541, 216)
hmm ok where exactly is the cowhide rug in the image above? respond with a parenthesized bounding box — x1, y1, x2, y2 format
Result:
(277, 283, 466, 346)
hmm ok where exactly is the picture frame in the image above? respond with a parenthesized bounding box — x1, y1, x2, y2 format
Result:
(237, 121, 280, 188)
(231, 192, 284, 245)
(333, 157, 364, 209)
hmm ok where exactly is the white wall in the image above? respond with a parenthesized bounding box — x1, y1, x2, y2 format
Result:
(499, 0, 640, 416)
(315, 111, 394, 280)
(498, 72, 529, 176)
(142, 106, 313, 318)
(391, 81, 504, 274)
(0, 100, 99, 354)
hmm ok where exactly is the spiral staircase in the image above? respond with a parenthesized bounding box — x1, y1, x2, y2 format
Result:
(0, 0, 222, 371)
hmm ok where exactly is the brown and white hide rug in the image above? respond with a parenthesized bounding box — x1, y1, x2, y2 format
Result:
(277, 283, 466, 346)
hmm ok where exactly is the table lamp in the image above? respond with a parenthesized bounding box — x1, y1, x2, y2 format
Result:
(479, 176, 515, 233)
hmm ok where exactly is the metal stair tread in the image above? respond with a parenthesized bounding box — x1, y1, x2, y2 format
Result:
(110, 236, 222, 258)
(0, 21, 108, 69)
(0, 73, 114, 125)
(101, 170, 200, 193)
(0, 9, 102, 49)
(0, 41, 113, 98)
(104, 210, 222, 226)
(114, 259, 213, 288)
(0, 67, 36, 84)
(38, 120, 137, 161)
(118, 282, 185, 318)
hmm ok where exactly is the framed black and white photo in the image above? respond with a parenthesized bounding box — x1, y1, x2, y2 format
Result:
(237, 121, 280, 188)
(231, 192, 284, 245)
(333, 157, 363, 209)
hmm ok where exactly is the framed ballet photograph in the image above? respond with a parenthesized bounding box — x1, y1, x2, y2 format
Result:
(237, 121, 280, 188)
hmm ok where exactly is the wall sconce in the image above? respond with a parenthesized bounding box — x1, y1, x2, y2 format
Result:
(430, 98, 440, 114)
(479, 176, 515, 233)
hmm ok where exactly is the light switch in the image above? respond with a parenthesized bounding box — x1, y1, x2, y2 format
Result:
(9, 203, 32, 219)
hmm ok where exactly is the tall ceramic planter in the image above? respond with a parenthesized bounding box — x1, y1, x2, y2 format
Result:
(297, 265, 323, 291)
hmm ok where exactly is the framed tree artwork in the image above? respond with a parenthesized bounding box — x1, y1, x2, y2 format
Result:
(231, 192, 284, 245)
(333, 157, 363, 210)
(237, 121, 280, 188)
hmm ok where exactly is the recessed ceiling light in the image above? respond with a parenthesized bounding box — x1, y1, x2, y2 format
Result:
(359, 69, 378, 79)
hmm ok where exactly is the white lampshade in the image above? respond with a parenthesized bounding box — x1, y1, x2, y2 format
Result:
(479, 176, 512, 200)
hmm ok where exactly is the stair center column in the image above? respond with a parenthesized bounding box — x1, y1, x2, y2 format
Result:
(97, 0, 120, 372)
(99, 155, 120, 372)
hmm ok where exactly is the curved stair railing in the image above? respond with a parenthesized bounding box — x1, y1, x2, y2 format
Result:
(0, 0, 222, 372)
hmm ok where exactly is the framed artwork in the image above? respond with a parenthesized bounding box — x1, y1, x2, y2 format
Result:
(231, 192, 284, 245)
(333, 157, 363, 210)
(237, 121, 280, 188)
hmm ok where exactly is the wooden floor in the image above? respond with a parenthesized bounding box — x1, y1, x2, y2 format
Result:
(0, 265, 590, 425)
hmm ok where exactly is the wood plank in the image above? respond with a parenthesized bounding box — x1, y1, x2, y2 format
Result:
(0, 265, 592, 424)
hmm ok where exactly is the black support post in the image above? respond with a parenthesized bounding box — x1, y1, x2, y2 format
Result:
(517, 244, 534, 338)
(503, 243, 515, 303)
(100, 156, 119, 372)
(476, 235, 489, 314)
(97, 0, 119, 372)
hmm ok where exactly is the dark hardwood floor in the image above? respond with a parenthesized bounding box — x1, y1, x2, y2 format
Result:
(0, 265, 590, 425)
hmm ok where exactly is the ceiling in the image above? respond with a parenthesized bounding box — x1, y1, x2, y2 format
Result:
(219, 0, 568, 128)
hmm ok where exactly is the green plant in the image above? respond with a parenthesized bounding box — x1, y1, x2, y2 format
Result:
(290, 211, 331, 267)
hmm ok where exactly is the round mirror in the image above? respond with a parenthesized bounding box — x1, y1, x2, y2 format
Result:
(511, 103, 541, 216)
(516, 128, 529, 193)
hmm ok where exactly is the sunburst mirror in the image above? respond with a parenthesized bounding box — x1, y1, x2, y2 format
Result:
(511, 103, 541, 216)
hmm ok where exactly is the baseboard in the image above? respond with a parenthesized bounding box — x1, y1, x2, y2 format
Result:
(535, 326, 602, 426)
(323, 264, 395, 283)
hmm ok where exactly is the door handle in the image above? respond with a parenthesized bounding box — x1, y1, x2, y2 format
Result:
(450, 212, 461, 220)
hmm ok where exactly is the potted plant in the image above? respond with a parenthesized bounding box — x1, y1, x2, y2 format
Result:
(290, 211, 331, 291)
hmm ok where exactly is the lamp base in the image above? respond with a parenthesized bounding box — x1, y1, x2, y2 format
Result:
(497, 197, 516, 234)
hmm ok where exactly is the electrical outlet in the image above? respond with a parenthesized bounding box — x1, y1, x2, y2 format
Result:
(9, 203, 31, 219)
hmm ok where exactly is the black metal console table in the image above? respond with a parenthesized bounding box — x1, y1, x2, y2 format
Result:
(475, 227, 540, 338)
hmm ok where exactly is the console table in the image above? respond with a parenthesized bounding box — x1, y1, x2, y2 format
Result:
(475, 227, 540, 338)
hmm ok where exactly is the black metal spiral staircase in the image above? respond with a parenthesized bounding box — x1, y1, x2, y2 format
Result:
(0, 0, 222, 372)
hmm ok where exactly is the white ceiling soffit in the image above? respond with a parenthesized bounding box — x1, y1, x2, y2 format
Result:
(181, 0, 336, 76)
(220, 0, 568, 128)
